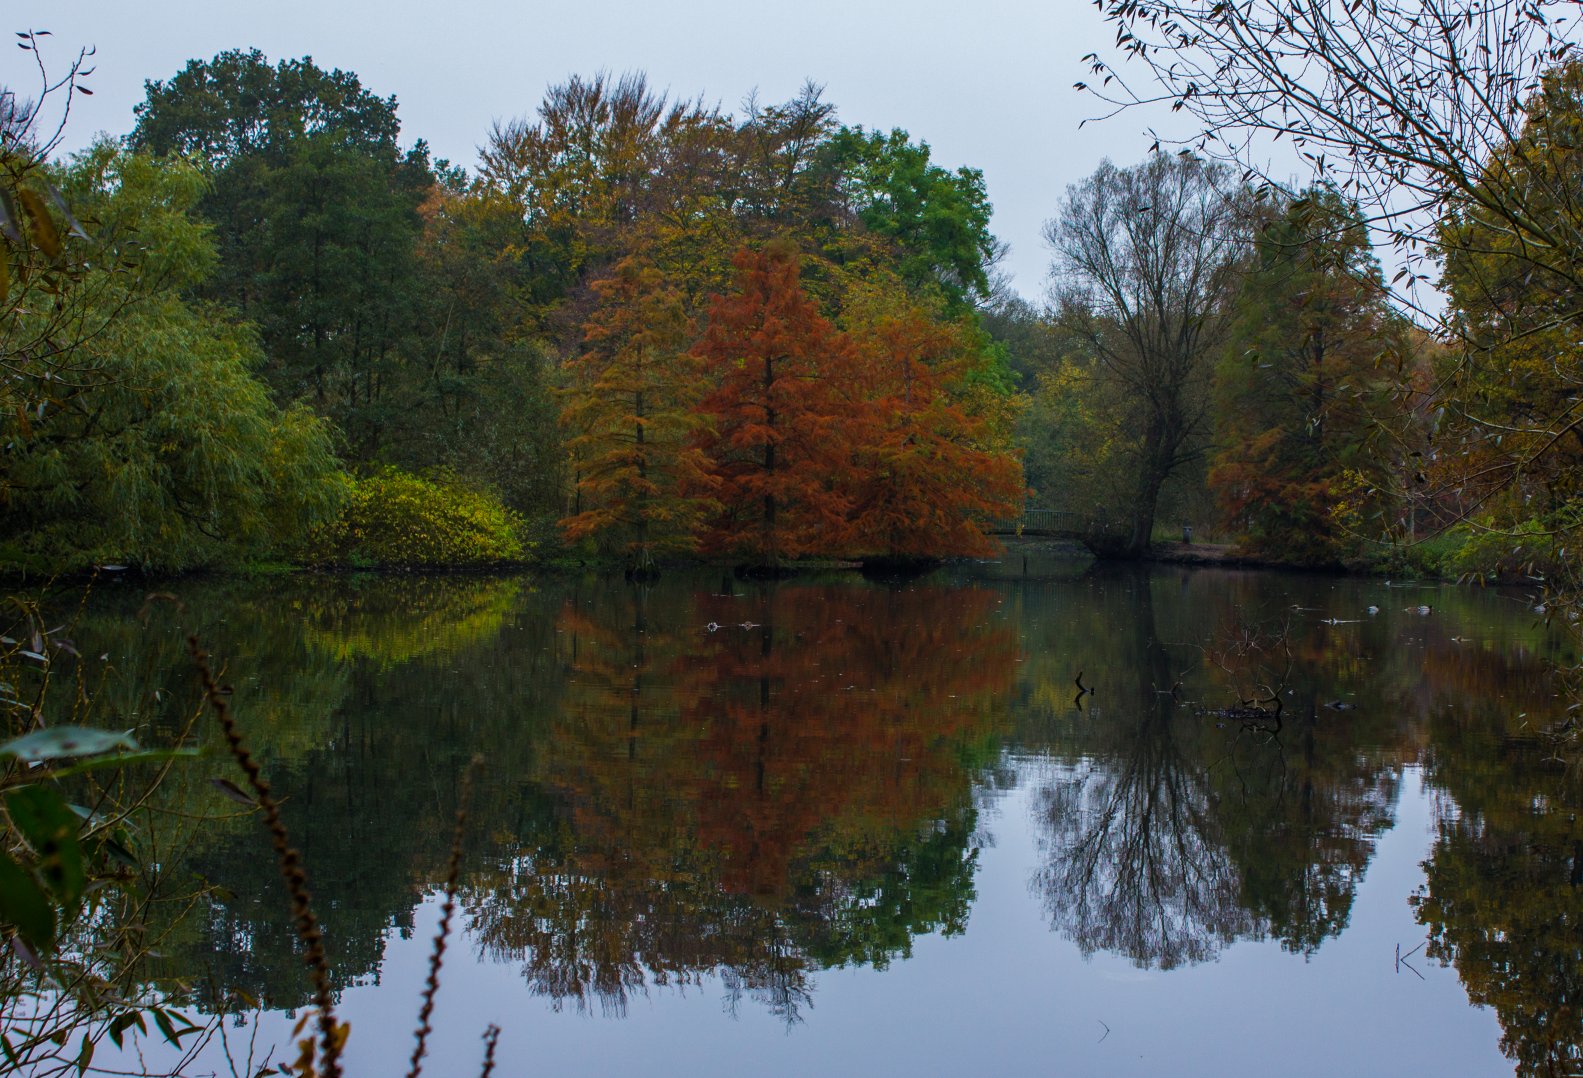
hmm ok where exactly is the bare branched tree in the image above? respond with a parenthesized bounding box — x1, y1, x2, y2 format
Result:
(1044, 153, 1244, 555)
(1081, 0, 1582, 313)
(2, 29, 95, 165)
(1083, 2, 1583, 586)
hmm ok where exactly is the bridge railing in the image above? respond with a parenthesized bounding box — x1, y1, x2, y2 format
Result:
(995, 506, 1085, 535)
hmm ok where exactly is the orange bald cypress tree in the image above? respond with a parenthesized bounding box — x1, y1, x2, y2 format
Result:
(692, 244, 858, 565)
(842, 292, 1024, 559)
(560, 257, 716, 566)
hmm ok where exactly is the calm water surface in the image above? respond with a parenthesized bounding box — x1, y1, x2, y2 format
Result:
(77, 555, 1581, 1076)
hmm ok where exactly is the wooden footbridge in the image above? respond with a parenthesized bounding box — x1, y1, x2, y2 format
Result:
(991, 506, 1096, 540)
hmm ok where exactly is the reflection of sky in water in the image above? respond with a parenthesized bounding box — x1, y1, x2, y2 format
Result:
(80, 564, 1569, 1075)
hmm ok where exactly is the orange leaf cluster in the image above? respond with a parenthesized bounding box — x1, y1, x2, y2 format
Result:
(561, 243, 1024, 566)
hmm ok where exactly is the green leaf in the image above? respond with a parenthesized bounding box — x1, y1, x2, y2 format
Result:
(75, 1031, 93, 1075)
(151, 1007, 179, 1046)
(0, 727, 139, 761)
(0, 850, 54, 948)
(102, 835, 139, 869)
(6, 786, 86, 909)
(11, 934, 43, 972)
(17, 187, 60, 258)
(0, 188, 22, 246)
(44, 183, 92, 242)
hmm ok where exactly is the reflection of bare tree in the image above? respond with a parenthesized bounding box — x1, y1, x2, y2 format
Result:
(1033, 571, 1252, 969)
(1034, 708, 1252, 969)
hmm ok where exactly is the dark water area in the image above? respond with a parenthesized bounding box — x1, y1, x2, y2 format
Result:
(68, 556, 1582, 1076)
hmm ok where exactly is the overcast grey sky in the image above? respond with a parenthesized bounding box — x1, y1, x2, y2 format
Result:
(19, 1, 1188, 298)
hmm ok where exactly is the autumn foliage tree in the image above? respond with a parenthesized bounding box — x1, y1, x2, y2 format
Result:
(560, 258, 716, 565)
(692, 244, 858, 565)
(842, 287, 1024, 559)
(1434, 62, 1583, 570)
(1209, 190, 1404, 565)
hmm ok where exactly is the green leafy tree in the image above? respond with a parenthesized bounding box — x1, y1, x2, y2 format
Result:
(0, 145, 344, 572)
(821, 126, 1000, 310)
(397, 178, 565, 522)
(981, 295, 1064, 389)
(131, 50, 433, 459)
(1019, 349, 1126, 518)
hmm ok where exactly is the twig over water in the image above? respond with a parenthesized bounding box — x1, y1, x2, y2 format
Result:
(188, 635, 345, 1078)
(408, 754, 483, 1078)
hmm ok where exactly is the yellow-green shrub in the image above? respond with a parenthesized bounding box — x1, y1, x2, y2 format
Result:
(306, 468, 527, 568)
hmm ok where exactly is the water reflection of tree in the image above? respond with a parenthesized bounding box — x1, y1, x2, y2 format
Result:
(1033, 571, 1250, 968)
(105, 575, 554, 1010)
(465, 581, 1014, 1019)
(1215, 709, 1398, 956)
(1030, 568, 1403, 967)
(1191, 603, 1402, 955)
(1417, 690, 1583, 1076)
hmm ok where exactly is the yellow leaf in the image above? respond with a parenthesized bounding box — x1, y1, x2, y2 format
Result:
(17, 188, 60, 259)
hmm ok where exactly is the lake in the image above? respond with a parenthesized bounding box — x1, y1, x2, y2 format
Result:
(63, 553, 1582, 1075)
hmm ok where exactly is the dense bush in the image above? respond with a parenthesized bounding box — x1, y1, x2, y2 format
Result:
(1365, 520, 1567, 583)
(1439, 519, 1561, 583)
(307, 468, 527, 568)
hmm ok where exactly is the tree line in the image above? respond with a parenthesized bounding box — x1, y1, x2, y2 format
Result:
(4, 36, 1578, 573)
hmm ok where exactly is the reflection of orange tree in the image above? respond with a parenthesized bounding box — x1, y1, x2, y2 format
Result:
(464, 581, 1015, 1016)
(682, 585, 1012, 898)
